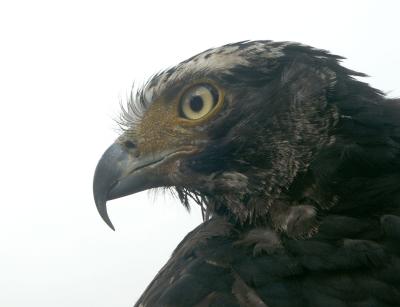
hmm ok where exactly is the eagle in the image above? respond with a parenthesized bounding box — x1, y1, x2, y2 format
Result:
(93, 41, 400, 307)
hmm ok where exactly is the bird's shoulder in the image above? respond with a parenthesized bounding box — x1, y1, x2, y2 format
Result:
(135, 213, 400, 307)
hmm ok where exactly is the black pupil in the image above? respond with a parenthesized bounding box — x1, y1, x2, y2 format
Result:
(190, 95, 204, 112)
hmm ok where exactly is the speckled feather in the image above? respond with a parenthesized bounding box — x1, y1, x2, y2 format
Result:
(128, 41, 400, 307)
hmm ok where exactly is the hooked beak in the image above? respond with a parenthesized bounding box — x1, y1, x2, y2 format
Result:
(93, 142, 196, 230)
(93, 143, 167, 230)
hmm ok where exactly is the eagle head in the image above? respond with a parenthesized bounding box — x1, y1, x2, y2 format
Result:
(93, 41, 363, 231)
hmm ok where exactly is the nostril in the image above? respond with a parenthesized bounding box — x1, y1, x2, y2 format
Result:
(124, 140, 136, 149)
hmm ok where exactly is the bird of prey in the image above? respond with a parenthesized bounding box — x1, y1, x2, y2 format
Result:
(93, 40, 400, 307)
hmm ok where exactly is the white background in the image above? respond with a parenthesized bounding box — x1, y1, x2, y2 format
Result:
(1, 1, 399, 306)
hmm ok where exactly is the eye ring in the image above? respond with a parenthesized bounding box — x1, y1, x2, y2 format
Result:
(179, 83, 222, 121)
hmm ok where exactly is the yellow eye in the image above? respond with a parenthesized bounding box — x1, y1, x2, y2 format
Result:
(179, 84, 220, 120)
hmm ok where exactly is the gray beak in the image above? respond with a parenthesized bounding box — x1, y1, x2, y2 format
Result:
(93, 143, 165, 230)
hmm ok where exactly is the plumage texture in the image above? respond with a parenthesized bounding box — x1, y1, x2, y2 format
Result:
(116, 41, 400, 307)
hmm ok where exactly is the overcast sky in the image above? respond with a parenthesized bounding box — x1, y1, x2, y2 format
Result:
(1, 1, 399, 306)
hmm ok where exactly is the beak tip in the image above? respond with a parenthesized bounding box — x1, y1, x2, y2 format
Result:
(93, 143, 127, 231)
(94, 193, 116, 231)
(102, 214, 116, 231)
(96, 203, 116, 231)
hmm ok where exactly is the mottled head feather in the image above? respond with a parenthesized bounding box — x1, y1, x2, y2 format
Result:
(120, 41, 303, 129)
(119, 40, 358, 131)
(118, 40, 395, 227)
